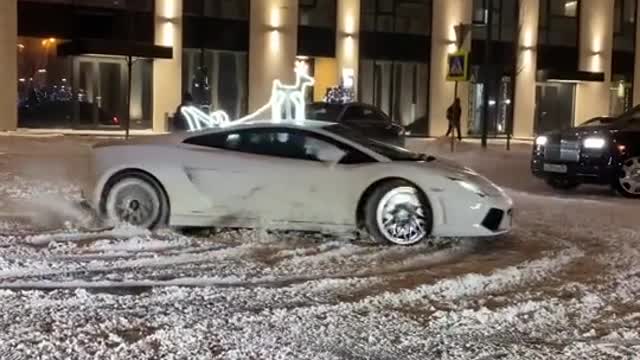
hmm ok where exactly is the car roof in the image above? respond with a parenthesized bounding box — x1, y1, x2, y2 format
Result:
(94, 120, 339, 148)
(174, 119, 337, 141)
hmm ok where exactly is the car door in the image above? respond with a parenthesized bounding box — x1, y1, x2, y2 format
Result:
(179, 127, 360, 228)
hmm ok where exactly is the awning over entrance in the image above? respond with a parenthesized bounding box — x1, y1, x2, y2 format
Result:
(57, 39, 172, 59)
(536, 69, 605, 83)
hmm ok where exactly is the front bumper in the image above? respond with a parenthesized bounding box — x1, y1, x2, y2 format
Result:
(531, 155, 615, 185)
(430, 191, 513, 238)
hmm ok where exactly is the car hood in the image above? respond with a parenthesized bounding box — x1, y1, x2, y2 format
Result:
(542, 125, 614, 139)
(424, 158, 505, 197)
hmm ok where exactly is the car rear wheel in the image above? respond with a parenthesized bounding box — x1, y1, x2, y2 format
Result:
(364, 180, 432, 246)
(615, 156, 640, 198)
(545, 177, 580, 191)
(102, 172, 169, 229)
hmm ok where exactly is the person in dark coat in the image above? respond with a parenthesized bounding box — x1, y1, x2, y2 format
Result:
(173, 92, 194, 132)
(446, 97, 462, 141)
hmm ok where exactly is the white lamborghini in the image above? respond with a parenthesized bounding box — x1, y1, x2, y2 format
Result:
(85, 121, 513, 246)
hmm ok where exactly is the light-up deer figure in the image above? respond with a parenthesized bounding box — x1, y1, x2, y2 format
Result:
(181, 107, 230, 130)
(182, 69, 315, 131)
(270, 68, 315, 124)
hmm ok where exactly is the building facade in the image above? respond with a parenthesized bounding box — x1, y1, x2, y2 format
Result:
(1, 0, 638, 138)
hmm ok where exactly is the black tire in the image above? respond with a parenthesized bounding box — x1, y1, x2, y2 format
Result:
(545, 177, 580, 191)
(100, 171, 170, 229)
(613, 157, 640, 198)
(363, 180, 432, 246)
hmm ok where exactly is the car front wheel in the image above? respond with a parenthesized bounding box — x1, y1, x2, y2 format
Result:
(102, 172, 170, 229)
(614, 156, 640, 198)
(364, 180, 432, 246)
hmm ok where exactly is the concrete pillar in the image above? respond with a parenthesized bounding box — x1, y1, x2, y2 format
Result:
(0, 0, 18, 131)
(513, 0, 539, 138)
(428, 0, 472, 137)
(248, 0, 298, 112)
(336, 0, 360, 95)
(153, 0, 183, 132)
(634, 0, 640, 106)
(575, 0, 614, 124)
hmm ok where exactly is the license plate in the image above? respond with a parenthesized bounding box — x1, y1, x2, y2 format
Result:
(543, 163, 568, 174)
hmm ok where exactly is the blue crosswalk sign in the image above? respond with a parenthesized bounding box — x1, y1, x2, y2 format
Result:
(447, 51, 469, 82)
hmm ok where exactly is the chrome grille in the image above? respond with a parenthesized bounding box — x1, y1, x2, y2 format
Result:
(544, 138, 580, 162)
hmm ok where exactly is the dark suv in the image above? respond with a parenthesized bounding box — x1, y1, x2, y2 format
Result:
(305, 102, 406, 146)
(531, 108, 640, 198)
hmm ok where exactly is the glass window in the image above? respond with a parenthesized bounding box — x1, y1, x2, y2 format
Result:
(299, 0, 336, 28)
(614, 0, 636, 50)
(468, 72, 513, 136)
(20, 0, 152, 11)
(342, 105, 387, 123)
(182, 49, 248, 120)
(539, 0, 579, 46)
(359, 60, 429, 135)
(612, 0, 636, 115)
(186, 129, 345, 162)
(550, 0, 577, 17)
(472, 0, 518, 41)
(184, 0, 249, 19)
(360, 0, 431, 135)
(17, 36, 153, 129)
(609, 79, 633, 116)
(473, 0, 487, 24)
(361, 0, 431, 35)
(534, 83, 575, 134)
(17, 37, 72, 128)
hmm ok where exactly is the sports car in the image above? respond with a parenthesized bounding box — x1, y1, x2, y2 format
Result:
(85, 121, 513, 246)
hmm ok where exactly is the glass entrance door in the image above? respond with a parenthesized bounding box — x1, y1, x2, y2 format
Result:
(73, 57, 127, 129)
(534, 83, 575, 134)
(359, 59, 430, 136)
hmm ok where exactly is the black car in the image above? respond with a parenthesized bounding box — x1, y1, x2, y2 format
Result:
(305, 102, 406, 146)
(531, 108, 640, 198)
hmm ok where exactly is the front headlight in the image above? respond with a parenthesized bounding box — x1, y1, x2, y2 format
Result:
(449, 177, 487, 197)
(535, 136, 548, 146)
(583, 137, 606, 149)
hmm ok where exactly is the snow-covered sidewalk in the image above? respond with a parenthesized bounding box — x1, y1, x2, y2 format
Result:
(0, 135, 639, 359)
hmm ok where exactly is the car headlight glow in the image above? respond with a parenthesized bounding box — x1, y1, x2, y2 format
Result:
(449, 178, 487, 198)
(583, 137, 606, 149)
(535, 136, 548, 146)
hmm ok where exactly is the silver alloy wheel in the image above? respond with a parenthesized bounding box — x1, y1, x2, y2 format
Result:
(105, 178, 161, 228)
(619, 157, 640, 195)
(375, 186, 427, 245)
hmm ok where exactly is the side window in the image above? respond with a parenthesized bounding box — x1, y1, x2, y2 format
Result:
(183, 132, 231, 148)
(343, 106, 387, 124)
(185, 128, 376, 164)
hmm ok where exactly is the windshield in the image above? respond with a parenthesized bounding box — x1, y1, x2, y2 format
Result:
(612, 104, 640, 126)
(305, 103, 342, 122)
(579, 117, 614, 127)
(323, 124, 427, 161)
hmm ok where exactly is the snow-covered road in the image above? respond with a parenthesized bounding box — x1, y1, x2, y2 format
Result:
(0, 136, 638, 359)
